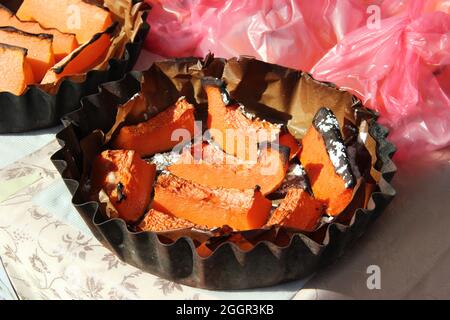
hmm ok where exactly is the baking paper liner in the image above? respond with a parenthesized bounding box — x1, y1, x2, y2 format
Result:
(51, 56, 397, 289)
(0, 0, 149, 133)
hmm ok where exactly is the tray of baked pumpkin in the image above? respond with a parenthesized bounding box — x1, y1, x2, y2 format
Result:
(52, 55, 397, 289)
(0, 0, 149, 133)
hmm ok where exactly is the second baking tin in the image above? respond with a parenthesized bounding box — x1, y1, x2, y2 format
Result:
(0, 0, 150, 133)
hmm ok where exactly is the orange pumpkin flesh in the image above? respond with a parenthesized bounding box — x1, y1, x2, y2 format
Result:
(112, 98, 197, 157)
(91, 150, 156, 224)
(299, 108, 355, 216)
(267, 188, 325, 232)
(196, 242, 214, 258)
(203, 78, 280, 161)
(196, 233, 255, 258)
(138, 209, 205, 232)
(152, 173, 272, 231)
(16, 0, 113, 44)
(41, 24, 114, 84)
(279, 131, 301, 160)
(0, 43, 34, 95)
(0, 26, 54, 82)
(0, 5, 78, 61)
(168, 142, 289, 195)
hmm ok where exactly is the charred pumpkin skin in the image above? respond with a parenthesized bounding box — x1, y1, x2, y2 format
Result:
(168, 141, 289, 195)
(41, 23, 116, 84)
(268, 162, 313, 200)
(90, 149, 156, 224)
(0, 26, 54, 82)
(202, 77, 280, 161)
(300, 107, 355, 216)
(138, 209, 205, 232)
(16, 0, 113, 44)
(267, 188, 325, 232)
(112, 97, 197, 157)
(279, 131, 301, 160)
(0, 43, 34, 95)
(152, 173, 272, 231)
(0, 4, 78, 61)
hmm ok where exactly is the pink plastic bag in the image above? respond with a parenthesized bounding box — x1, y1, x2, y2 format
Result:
(144, 0, 373, 70)
(144, 0, 449, 70)
(312, 10, 450, 161)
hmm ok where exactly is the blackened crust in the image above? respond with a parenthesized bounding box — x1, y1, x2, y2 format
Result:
(201, 76, 231, 105)
(0, 26, 54, 40)
(267, 161, 313, 200)
(0, 42, 27, 54)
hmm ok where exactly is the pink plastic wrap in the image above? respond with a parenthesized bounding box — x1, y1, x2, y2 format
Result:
(144, 0, 450, 160)
(312, 10, 450, 161)
(145, 0, 449, 70)
(144, 0, 373, 70)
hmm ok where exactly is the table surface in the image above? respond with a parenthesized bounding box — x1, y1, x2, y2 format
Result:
(0, 51, 449, 300)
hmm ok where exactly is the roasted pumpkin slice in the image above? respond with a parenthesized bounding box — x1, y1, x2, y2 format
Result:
(152, 173, 272, 231)
(41, 23, 115, 84)
(16, 0, 113, 44)
(267, 188, 325, 232)
(168, 141, 289, 195)
(112, 97, 197, 157)
(202, 77, 280, 161)
(300, 107, 356, 216)
(90, 149, 156, 224)
(0, 43, 34, 95)
(0, 4, 77, 61)
(138, 209, 206, 232)
(0, 26, 54, 82)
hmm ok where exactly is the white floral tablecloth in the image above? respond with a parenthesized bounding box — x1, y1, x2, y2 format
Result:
(0, 127, 61, 300)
